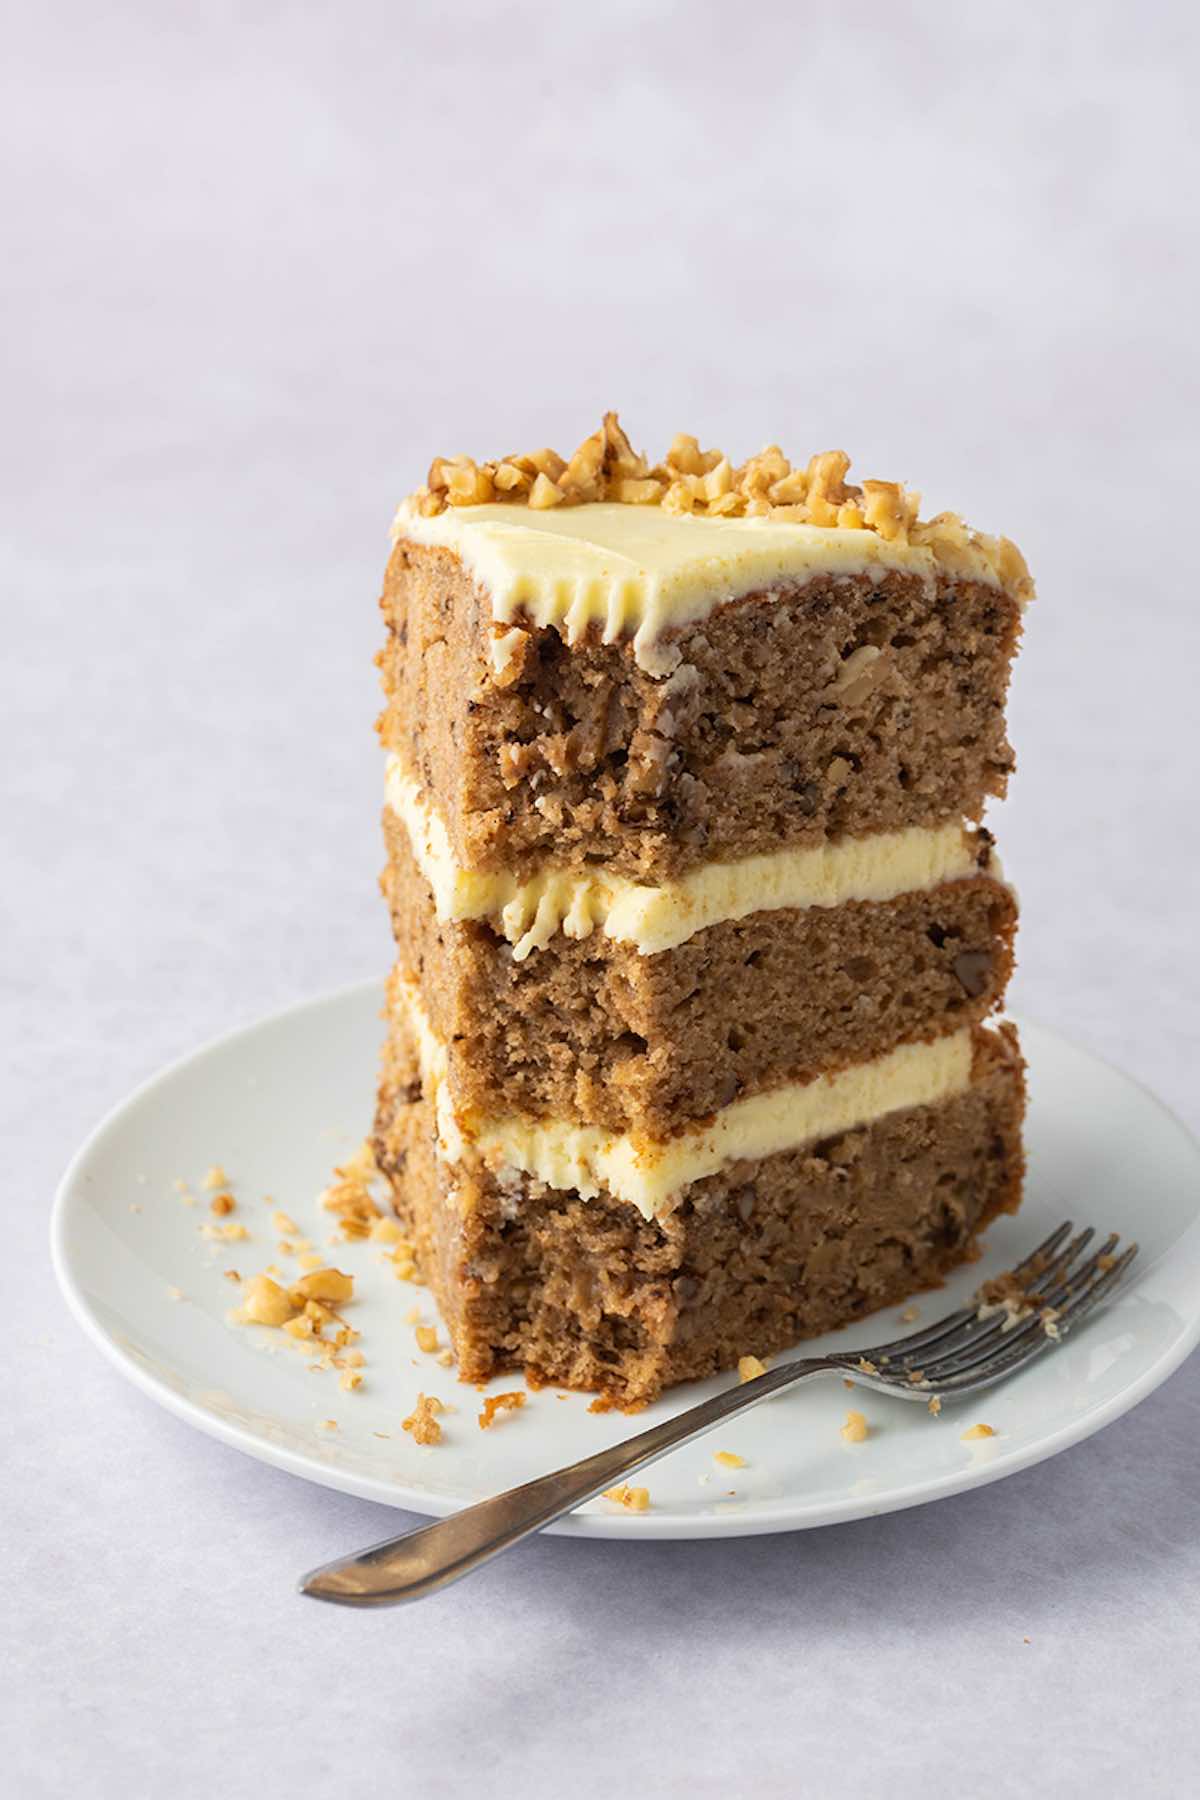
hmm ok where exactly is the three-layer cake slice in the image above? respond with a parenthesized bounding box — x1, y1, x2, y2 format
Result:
(373, 417, 1030, 1403)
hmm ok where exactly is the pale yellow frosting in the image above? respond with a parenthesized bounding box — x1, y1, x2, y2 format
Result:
(392, 499, 1017, 678)
(386, 755, 991, 959)
(396, 978, 975, 1221)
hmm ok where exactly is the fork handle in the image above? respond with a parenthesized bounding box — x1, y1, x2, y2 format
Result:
(300, 1358, 829, 1606)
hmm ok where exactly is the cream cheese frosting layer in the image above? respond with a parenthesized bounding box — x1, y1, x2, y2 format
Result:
(397, 979, 975, 1221)
(393, 500, 1014, 677)
(386, 754, 992, 959)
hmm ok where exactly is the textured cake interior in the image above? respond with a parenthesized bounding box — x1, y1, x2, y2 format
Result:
(375, 1017, 1025, 1404)
(382, 816, 1017, 1135)
(379, 543, 1023, 880)
(373, 471, 1028, 1403)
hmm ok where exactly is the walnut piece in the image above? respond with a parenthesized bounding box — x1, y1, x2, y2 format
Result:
(841, 1410, 869, 1443)
(402, 1392, 444, 1445)
(290, 1268, 354, 1305)
(603, 1483, 650, 1512)
(239, 1274, 297, 1327)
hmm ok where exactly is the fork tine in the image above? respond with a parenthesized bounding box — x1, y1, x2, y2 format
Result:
(854, 1221, 1077, 1365)
(1039, 1233, 1121, 1309)
(923, 1239, 1138, 1394)
(1012, 1218, 1077, 1277)
(1022, 1227, 1096, 1298)
(919, 1228, 1102, 1374)
(907, 1227, 1099, 1374)
(1052, 1242, 1138, 1333)
(919, 1236, 1128, 1385)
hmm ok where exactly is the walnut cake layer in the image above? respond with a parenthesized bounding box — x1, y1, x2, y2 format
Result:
(379, 537, 1025, 883)
(371, 417, 1032, 1400)
(374, 1013, 1026, 1404)
(382, 811, 1017, 1137)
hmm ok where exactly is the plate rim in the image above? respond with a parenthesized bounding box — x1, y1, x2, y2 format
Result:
(51, 980, 1200, 1540)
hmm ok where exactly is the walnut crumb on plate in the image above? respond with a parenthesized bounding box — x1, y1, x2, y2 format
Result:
(402, 1393, 444, 1445)
(841, 1410, 869, 1443)
(737, 1355, 768, 1383)
(713, 1451, 746, 1469)
(961, 1422, 996, 1440)
(603, 1484, 650, 1512)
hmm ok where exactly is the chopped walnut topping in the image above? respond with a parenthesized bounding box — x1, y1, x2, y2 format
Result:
(603, 1484, 650, 1512)
(737, 1355, 769, 1383)
(841, 1410, 869, 1444)
(478, 1391, 526, 1430)
(210, 1193, 235, 1217)
(961, 1423, 996, 1441)
(403, 414, 1033, 598)
(414, 1324, 438, 1354)
(402, 1393, 444, 1446)
(271, 1209, 299, 1236)
(339, 1370, 363, 1393)
(713, 1451, 746, 1469)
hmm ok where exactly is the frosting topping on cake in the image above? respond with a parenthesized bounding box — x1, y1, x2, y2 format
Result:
(393, 416, 1032, 676)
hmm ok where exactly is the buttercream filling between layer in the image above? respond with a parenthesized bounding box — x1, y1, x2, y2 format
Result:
(385, 755, 991, 958)
(397, 979, 975, 1221)
(393, 499, 1018, 677)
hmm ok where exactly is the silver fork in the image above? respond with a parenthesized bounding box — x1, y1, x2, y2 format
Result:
(300, 1222, 1137, 1607)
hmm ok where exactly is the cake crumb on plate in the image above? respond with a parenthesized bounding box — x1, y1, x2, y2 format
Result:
(478, 1391, 525, 1430)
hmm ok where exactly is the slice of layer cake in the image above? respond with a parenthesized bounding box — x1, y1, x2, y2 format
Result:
(373, 416, 1031, 1403)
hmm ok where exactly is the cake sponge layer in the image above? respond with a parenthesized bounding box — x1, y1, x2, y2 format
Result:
(383, 821, 1017, 1137)
(380, 543, 1022, 883)
(373, 1023, 1025, 1403)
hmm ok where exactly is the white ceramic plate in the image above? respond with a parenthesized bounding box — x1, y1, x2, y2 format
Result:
(52, 982, 1200, 1539)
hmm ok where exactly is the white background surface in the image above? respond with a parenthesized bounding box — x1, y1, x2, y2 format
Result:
(5, 4, 1199, 1795)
